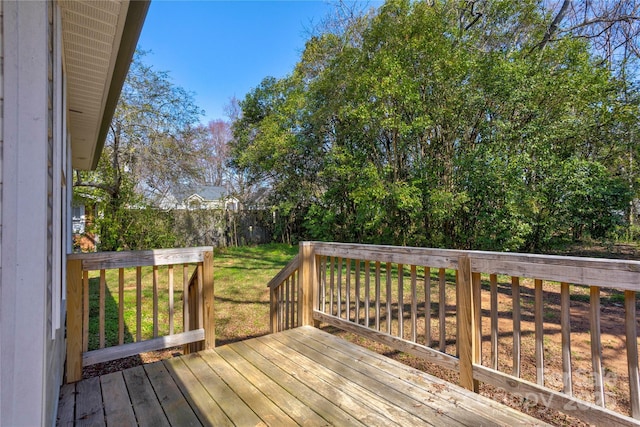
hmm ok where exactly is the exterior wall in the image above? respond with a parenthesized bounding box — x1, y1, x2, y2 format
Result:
(45, 2, 68, 424)
(0, 0, 4, 342)
(0, 1, 68, 425)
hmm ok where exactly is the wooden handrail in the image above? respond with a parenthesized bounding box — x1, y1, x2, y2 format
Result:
(267, 253, 300, 289)
(267, 253, 300, 333)
(272, 241, 640, 427)
(66, 247, 214, 383)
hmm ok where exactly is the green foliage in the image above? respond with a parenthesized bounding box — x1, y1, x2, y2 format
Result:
(229, 0, 640, 251)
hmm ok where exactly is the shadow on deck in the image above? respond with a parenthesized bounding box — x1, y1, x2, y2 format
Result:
(57, 326, 548, 426)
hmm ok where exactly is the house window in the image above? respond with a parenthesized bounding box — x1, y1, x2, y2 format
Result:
(72, 205, 85, 234)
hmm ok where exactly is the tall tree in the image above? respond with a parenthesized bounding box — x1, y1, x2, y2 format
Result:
(230, 0, 636, 250)
(199, 119, 231, 186)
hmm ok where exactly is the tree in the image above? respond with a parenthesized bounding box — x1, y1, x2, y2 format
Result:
(229, 0, 637, 250)
(74, 51, 205, 251)
(198, 119, 231, 186)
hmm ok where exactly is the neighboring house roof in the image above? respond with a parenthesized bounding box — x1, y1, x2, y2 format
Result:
(60, 0, 150, 170)
(156, 185, 238, 210)
(182, 185, 230, 203)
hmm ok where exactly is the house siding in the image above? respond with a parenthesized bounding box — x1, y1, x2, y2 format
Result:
(44, 2, 67, 425)
(0, 1, 66, 425)
(0, 0, 4, 305)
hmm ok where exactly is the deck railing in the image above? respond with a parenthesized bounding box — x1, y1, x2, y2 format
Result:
(66, 247, 214, 383)
(267, 253, 300, 333)
(269, 241, 640, 426)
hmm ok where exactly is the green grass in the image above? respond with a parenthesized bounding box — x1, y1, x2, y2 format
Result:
(213, 243, 298, 344)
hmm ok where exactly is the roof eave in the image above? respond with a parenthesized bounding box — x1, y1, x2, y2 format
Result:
(90, 0, 150, 170)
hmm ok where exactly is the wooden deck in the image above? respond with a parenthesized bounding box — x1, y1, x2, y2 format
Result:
(57, 326, 548, 426)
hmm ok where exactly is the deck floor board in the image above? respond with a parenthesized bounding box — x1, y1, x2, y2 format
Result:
(123, 365, 170, 427)
(144, 361, 202, 427)
(58, 326, 549, 426)
(75, 376, 104, 427)
(163, 355, 233, 426)
(100, 372, 138, 426)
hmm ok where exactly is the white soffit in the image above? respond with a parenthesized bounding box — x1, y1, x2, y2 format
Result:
(59, 0, 129, 170)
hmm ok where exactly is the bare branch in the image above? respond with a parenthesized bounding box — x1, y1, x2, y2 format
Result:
(536, 0, 572, 51)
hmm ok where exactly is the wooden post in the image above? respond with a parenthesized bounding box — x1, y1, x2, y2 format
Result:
(299, 242, 317, 327)
(66, 259, 83, 383)
(203, 250, 215, 349)
(457, 256, 479, 392)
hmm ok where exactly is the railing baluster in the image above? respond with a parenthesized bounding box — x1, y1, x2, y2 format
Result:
(137, 266, 142, 342)
(118, 268, 125, 345)
(364, 261, 371, 328)
(424, 267, 431, 347)
(320, 256, 326, 311)
(275, 284, 279, 332)
(330, 257, 335, 316)
(590, 286, 605, 407)
(153, 266, 159, 338)
(292, 271, 297, 327)
(472, 272, 482, 368)
(386, 262, 392, 335)
(561, 282, 572, 395)
(337, 257, 343, 319)
(439, 268, 446, 352)
(183, 264, 189, 333)
(411, 265, 417, 343)
(285, 277, 290, 330)
(375, 261, 381, 331)
(346, 258, 351, 321)
(512, 276, 521, 378)
(398, 264, 404, 339)
(270, 285, 277, 333)
(535, 279, 544, 386)
(625, 290, 640, 419)
(197, 262, 204, 331)
(490, 274, 498, 370)
(99, 269, 106, 349)
(355, 260, 361, 325)
(168, 265, 174, 336)
(281, 284, 284, 332)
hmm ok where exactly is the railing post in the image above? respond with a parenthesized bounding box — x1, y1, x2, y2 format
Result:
(66, 258, 83, 383)
(299, 242, 317, 327)
(457, 255, 479, 392)
(203, 250, 215, 349)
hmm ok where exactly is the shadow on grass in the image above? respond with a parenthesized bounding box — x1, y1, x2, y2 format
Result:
(215, 295, 270, 306)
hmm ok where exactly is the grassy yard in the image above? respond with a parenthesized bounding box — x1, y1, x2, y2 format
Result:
(213, 243, 298, 345)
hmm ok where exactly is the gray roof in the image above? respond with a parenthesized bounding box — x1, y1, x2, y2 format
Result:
(176, 185, 229, 202)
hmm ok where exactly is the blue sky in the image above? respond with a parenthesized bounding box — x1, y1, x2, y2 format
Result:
(137, 1, 352, 124)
